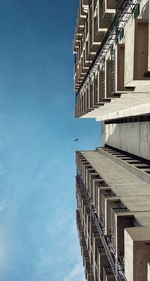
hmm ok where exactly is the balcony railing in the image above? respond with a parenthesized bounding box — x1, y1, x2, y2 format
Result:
(76, 174, 127, 281)
(76, 0, 140, 96)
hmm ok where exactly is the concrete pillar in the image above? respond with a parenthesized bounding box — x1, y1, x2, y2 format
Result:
(125, 227, 150, 281)
(147, 263, 150, 281)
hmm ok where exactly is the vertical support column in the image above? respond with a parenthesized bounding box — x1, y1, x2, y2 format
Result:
(125, 227, 150, 281)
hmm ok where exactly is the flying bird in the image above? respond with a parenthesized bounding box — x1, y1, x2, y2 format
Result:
(74, 139, 79, 142)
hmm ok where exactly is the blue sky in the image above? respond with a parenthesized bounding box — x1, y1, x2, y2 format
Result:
(0, 1, 101, 280)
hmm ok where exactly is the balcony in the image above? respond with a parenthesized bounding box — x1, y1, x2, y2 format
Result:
(101, 0, 116, 18)
(99, 66, 106, 101)
(115, 44, 133, 92)
(97, 247, 110, 280)
(91, 1, 106, 50)
(103, 267, 115, 281)
(84, 87, 89, 113)
(90, 173, 101, 200)
(83, 164, 92, 183)
(92, 232, 103, 261)
(81, 0, 89, 13)
(77, 10, 86, 35)
(106, 59, 112, 98)
(88, 6, 99, 57)
(83, 48, 90, 68)
(98, 0, 113, 30)
(80, 3, 87, 19)
(92, 262, 98, 281)
(92, 1, 101, 44)
(104, 196, 121, 235)
(99, 189, 117, 233)
(97, 187, 111, 220)
(85, 39, 91, 64)
(111, 208, 135, 259)
(86, 271, 94, 281)
(86, 168, 96, 188)
(124, 18, 149, 88)
(104, 50, 126, 97)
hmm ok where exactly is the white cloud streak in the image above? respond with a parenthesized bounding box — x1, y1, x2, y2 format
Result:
(63, 263, 85, 281)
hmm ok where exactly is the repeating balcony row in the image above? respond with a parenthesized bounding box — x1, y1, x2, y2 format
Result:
(75, 56, 117, 118)
(76, 208, 115, 281)
(77, 173, 131, 263)
(74, 0, 116, 56)
(76, 151, 150, 281)
(74, 0, 150, 94)
(75, 21, 150, 118)
(76, 209, 95, 281)
(76, 174, 150, 281)
(74, 0, 117, 91)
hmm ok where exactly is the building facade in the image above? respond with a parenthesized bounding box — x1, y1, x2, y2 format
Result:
(73, 0, 150, 121)
(76, 148, 150, 281)
(73, 1, 150, 281)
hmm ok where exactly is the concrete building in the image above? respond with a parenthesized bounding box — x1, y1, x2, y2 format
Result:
(76, 148, 150, 281)
(73, 1, 150, 281)
(73, 0, 150, 121)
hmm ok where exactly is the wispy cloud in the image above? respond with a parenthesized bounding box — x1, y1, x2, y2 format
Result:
(63, 263, 85, 281)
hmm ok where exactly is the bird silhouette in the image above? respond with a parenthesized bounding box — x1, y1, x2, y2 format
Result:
(74, 139, 79, 142)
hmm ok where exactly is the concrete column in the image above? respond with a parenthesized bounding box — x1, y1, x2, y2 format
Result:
(125, 227, 150, 281)
(147, 263, 150, 281)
